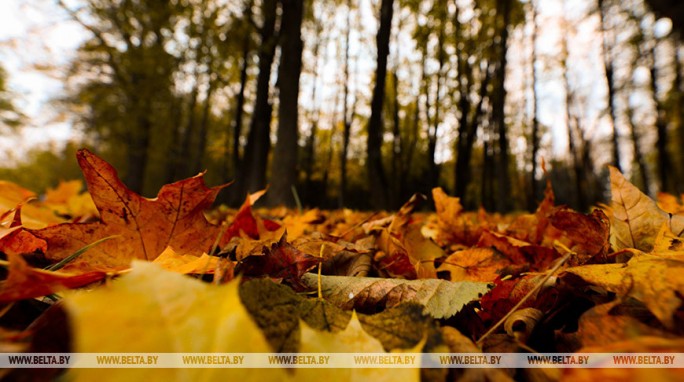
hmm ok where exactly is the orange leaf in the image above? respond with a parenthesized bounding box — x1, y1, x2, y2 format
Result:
(32, 149, 228, 272)
(0, 252, 105, 303)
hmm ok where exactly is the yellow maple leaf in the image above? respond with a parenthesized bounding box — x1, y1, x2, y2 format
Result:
(63, 261, 284, 381)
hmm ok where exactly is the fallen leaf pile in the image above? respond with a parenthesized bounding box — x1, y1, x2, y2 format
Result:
(1, 150, 683, 381)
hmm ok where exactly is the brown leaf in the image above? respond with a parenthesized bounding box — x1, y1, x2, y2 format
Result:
(549, 208, 610, 265)
(300, 273, 488, 319)
(236, 233, 321, 289)
(32, 149, 228, 272)
(609, 166, 684, 252)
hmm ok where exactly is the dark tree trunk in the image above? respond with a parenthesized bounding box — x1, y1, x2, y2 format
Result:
(561, 28, 586, 211)
(492, 0, 512, 212)
(427, 13, 445, 190)
(598, 0, 622, 171)
(230, 17, 252, 181)
(366, 0, 394, 210)
(234, 0, 278, 203)
(268, 0, 304, 207)
(391, 70, 401, 207)
(192, 78, 217, 174)
(126, 102, 152, 194)
(649, 38, 676, 194)
(528, 0, 540, 210)
(625, 102, 651, 194)
(339, 0, 354, 208)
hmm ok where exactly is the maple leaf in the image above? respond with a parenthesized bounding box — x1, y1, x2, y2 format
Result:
(221, 189, 281, 244)
(31, 149, 227, 272)
(564, 253, 684, 329)
(609, 166, 684, 252)
(0, 252, 105, 303)
(301, 273, 488, 319)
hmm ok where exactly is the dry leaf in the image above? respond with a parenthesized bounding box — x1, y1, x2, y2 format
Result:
(609, 166, 684, 252)
(63, 261, 284, 381)
(565, 253, 684, 328)
(301, 273, 488, 319)
(32, 149, 228, 271)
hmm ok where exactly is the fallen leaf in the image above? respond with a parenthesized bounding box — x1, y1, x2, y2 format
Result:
(0, 181, 64, 229)
(32, 149, 228, 271)
(44, 180, 98, 219)
(301, 273, 488, 319)
(437, 247, 510, 282)
(236, 233, 321, 289)
(549, 208, 610, 264)
(62, 261, 285, 381)
(298, 311, 421, 382)
(564, 253, 684, 328)
(609, 166, 684, 252)
(0, 252, 106, 303)
(152, 246, 219, 274)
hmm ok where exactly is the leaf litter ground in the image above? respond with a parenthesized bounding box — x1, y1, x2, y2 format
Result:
(0, 150, 683, 381)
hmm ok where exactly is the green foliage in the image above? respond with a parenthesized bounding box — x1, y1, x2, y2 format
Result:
(0, 65, 24, 129)
(0, 143, 84, 193)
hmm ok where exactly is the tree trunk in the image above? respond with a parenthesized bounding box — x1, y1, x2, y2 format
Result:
(598, 0, 622, 171)
(192, 78, 217, 174)
(528, 0, 540, 210)
(649, 37, 676, 194)
(493, 0, 512, 212)
(339, 0, 354, 208)
(268, 0, 304, 207)
(366, 0, 394, 210)
(234, 0, 278, 203)
(561, 23, 586, 211)
(230, 14, 252, 181)
(427, 11, 445, 191)
(625, 101, 651, 194)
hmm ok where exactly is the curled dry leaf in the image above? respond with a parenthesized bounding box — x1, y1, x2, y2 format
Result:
(503, 307, 544, 343)
(300, 273, 488, 319)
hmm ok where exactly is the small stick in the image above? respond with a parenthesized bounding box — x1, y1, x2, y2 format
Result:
(476, 242, 573, 346)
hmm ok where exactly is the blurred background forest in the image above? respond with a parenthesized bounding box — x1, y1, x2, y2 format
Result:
(0, 0, 682, 211)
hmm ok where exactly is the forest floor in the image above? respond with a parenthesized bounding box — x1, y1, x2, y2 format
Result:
(0, 149, 683, 381)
